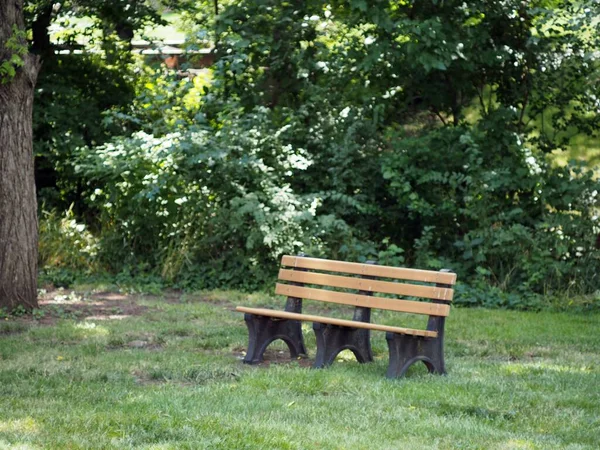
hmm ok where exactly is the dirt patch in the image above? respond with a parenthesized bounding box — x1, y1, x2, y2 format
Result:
(8, 289, 236, 329)
(180, 293, 237, 307)
(131, 369, 167, 385)
(14, 289, 155, 326)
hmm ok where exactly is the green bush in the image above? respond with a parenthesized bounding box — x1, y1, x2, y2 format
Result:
(38, 207, 101, 288)
(75, 105, 346, 289)
(34, 54, 137, 208)
(381, 118, 600, 295)
(39, 207, 99, 271)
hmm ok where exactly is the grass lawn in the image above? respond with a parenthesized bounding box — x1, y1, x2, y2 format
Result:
(0, 289, 598, 449)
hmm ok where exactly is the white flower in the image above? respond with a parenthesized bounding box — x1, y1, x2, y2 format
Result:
(364, 36, 376, 46)
(339, 107, 351, 118)
(316, 61, 329, 73)
(174, 197, 188, 205)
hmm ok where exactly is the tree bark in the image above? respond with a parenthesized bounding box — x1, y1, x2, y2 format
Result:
(0, 0, 41, 311)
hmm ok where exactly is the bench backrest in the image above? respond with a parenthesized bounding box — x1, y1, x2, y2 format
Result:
(276, 255, 456, 318)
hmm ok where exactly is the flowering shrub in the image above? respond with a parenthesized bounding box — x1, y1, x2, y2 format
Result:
(75, 106, 348, 289)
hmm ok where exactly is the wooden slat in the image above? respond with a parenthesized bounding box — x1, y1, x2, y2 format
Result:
(235, 307, 438, 338)
(281, 255, 457, 285)
(274, 284, 450, 317)
(278, 269, 453, 302)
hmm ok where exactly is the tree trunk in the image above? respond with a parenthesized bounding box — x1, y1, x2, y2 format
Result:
(0, 0, 41, 311)
(31, 2, 54, 61)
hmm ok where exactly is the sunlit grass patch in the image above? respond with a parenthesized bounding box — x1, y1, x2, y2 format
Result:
(0, 418, 38, 435)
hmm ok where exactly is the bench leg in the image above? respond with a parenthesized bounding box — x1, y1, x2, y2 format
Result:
(242, 313, 307, 364)
(312, 323, 373, 368)
(385, 332, 445, 378)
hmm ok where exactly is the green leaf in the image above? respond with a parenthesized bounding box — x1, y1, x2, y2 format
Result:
(351, 0, 368, 12)
(431, 60, 447, 71)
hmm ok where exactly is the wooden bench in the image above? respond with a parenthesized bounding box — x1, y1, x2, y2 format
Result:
(236, 255, 457, 378)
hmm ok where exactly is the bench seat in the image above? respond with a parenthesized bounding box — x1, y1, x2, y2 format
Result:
(236, 306, 438, 338)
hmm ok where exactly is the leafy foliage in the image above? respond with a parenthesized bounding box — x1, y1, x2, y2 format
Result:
(38, 1, 600, 304)
(76, 104, 336, 289)
(382, 122, 600, 295)
(0, 25, 27, 83)
(28, 0, 165, 208)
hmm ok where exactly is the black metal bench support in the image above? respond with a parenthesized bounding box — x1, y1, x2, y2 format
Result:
(242, 313, 307, 364)
(385, 332, 445, 378)
(312, 322, 373, 368)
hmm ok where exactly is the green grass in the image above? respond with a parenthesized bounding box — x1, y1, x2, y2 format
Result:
(0, 290, 598, 449)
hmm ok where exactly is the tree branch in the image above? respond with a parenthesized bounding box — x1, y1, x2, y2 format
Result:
(518, 74, 529, 131)
(431, 106, 448, 126)
(31, 2, 54, 60)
